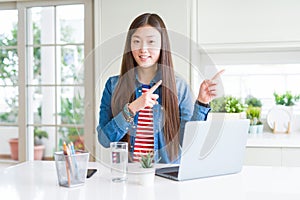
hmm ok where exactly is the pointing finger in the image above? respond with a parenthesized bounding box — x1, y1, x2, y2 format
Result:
(211, 69, 225, 81)
(148, 80, 162, 94)
(151, 94, 159, 100)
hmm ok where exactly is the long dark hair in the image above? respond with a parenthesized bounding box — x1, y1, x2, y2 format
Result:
(112, 13, 180, 162)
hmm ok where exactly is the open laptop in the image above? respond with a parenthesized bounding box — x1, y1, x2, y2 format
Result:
(155, 119, 250, 181)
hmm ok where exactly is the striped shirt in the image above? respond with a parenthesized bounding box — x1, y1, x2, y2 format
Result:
(133, 85, 154, 162)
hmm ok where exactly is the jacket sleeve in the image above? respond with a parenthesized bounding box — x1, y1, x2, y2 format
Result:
(96, 77, 131, 148)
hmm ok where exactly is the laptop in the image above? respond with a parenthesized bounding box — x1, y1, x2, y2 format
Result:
(155, 119, 250, 181)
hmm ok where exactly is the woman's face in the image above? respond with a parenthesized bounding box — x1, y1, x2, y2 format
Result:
(131, 25, 161, 68)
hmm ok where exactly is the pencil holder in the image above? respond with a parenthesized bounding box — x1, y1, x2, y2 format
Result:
(54, 151, 89, 187)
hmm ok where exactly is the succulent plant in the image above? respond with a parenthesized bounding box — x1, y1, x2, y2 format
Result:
(140, 151, 155, 168)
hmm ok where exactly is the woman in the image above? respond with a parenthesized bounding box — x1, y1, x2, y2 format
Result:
(97, 13, 223, 163)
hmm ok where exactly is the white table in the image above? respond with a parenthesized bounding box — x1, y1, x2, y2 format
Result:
(1, 161, 300, 200)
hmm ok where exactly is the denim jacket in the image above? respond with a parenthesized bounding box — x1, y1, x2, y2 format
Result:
(97, 72, 211, 163)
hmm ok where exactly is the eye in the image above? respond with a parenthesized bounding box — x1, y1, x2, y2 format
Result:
(132, 40, 140, 44)
(149, 40, 155, 44)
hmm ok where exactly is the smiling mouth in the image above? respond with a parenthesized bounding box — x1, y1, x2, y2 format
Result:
(139, 55, 150, 61)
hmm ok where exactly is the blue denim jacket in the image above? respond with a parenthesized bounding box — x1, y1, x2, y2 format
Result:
(97, 73, 210, 163)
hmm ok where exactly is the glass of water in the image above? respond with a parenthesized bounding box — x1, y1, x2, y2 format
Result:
(110, 142, 128, 182)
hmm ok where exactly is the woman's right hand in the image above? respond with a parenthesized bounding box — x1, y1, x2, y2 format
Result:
(128, 80, 162, 115)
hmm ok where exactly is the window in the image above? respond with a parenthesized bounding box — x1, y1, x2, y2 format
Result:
(0, 0, 93, 162)
(216, 64, 300, 116)
(26, 4, 85, 158)
(0, 8, 18, 161)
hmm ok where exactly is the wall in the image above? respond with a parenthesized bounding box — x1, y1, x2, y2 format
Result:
(195, 0, 300, 67)
(191, 0, 300, 100)
(198, 0, 300, 45)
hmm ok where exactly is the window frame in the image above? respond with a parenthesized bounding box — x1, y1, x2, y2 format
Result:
(14, 0, 94, 162)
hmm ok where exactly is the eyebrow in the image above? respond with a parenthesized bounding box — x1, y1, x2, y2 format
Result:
(132, 35, 156, 38)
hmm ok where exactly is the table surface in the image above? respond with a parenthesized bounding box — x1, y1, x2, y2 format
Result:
(1, 161, 300, 200)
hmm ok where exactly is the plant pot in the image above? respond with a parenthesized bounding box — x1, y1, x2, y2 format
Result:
(8, 138, 45, 160)
(208, 112, 246, 120)
(34, 145, 45, 160)
(256, 124, 264, 133)
(138, 168, 155, 186)
(248, 125, 258, 134)
(9, 138, 18, 160)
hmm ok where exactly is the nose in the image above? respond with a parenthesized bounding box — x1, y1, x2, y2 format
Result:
(140, 41, 148, 51)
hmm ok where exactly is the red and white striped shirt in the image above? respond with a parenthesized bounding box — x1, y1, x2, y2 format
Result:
(133, 85, 154, 162)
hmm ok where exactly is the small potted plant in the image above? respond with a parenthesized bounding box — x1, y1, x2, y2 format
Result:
(8, 127, 48, 160)
(33, 127, 48, 160)
(245, 95, 262, 108)
(256, 120, 264, 133)
(210, 96, 247, 119)
(273, 91, 300, 117)
(138, 151, 156, 186)
(246, 107, 263, 134)
(273, 91, 300, 107)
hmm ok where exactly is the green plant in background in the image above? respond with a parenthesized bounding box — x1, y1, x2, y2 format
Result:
(273, 91, 300, 106)
(34, 107, 49, 146)
(56, 23, 84, 151)
(34, 127, 49, 146)
(0, 97, 18, 123)
(58, 95, 84, 150)
(245, 95, 262, 108)
(0, 24, 18, 123)
(211, 96, 246, 113)
(224, 96, 246, 113)
(0, 22, 41, 123)
(210, 97, 227, 112)
(246, 106, 261, 125)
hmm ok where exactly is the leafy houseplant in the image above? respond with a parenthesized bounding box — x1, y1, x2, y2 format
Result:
(224, 96, 246, 113)
(245, 95, 262, 108)
(33, 127, 48, 160)
(211, 96, 246, 113)
(58, 96, 84, 151)
(273, 91, 300, 106)
(246, 106, 263, 134)
(34, 127, 49, 146)
(246, 107, 261, 125)
(210, 97, 227, 113)
(210, 96, 246, 119)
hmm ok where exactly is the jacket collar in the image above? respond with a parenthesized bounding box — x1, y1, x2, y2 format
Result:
(134, 67, 162, 87)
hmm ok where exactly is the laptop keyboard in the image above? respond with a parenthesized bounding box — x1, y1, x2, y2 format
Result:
(155, 166, 179, 176)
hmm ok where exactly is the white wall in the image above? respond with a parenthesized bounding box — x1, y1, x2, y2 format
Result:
(190, 0, 300, 98)
(198, 0, 300, 45)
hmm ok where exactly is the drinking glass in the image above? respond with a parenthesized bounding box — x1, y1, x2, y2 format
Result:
(110, 142, 128, 182)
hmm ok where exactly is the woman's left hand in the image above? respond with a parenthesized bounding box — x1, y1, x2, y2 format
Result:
(197, 69, 225, 104)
